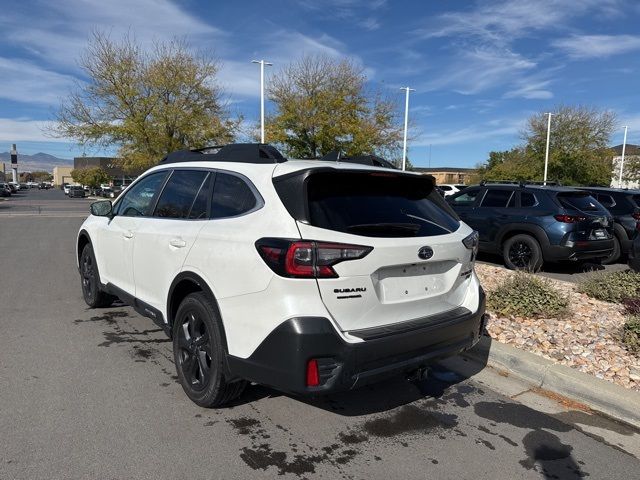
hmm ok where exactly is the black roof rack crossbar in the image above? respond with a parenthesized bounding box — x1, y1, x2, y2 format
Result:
(159, 143, 287, 165)
(318, 150, 397, 169)
(479, 179, 562, 187)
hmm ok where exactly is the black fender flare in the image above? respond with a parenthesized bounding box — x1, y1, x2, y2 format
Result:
(496, 224, 551, 251)
(77, 229, 92, 270)
(167, 272, 233, 376)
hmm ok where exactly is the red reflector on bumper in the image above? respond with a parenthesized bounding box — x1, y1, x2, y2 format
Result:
(306, 359, 320, 387)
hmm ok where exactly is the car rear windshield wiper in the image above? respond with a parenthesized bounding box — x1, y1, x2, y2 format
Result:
(346, 223, 421, 236)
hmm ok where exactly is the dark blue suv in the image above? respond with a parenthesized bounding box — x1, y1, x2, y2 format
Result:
(577, 187, 640, 264)
(447, 183, 614, 270)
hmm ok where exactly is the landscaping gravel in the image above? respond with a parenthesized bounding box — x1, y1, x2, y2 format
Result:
(476, 264, 640, 392)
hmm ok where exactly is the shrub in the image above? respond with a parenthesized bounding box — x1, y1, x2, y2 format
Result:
(623, 315, 640, 354)
(488, 272, 569, 318)
(577, 270, 640, 303)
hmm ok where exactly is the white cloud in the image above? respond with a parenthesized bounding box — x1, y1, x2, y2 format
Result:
(553, 34, 640, 59)
(413, 117, 524, 147)
(0, 58, 77, 105)
(0, 118, 68, 143)
(1, 0, 222, 70)
(298, 0, 386, 28)
(421, 47, 537, 96)
(416, 0, 623, 43)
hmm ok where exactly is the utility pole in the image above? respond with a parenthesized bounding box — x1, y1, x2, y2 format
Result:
(10, 144, 17, 184)
(543, 113, 552, 185)
(251, 59, 272, 143)
(618, 126, 628, 188)
(400, 87, 415, 171)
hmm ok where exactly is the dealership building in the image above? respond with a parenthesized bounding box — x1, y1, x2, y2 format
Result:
(73, 157, 137, 186)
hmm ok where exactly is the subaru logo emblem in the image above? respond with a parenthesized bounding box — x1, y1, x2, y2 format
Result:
(418, 246, 433, 260)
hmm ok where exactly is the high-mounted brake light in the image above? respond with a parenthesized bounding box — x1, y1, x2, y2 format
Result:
(554, 214, 586, 223)
(256, 238, 372, 278)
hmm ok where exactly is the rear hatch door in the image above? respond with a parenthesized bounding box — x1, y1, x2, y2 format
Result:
(275, 168, 476, 332)
(556, 192, 613, 239)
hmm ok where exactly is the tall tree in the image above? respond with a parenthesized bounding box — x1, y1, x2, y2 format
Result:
(478, 106, 616, 185)
(54, 32, 239, 172)
(71, 167, 111, 188)
(266, 54, 403, 160)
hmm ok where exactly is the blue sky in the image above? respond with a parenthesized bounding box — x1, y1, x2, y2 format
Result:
(0, 0, 639, 168)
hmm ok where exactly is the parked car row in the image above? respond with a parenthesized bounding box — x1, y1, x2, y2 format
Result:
(1, 182, 32, 196)
(445, 182, 640, 271)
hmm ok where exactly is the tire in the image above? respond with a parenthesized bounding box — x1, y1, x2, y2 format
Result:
(79, 243, 115, 308)
(502, 234, 543, 272)
(602, 235, 621, 265)
(172, 292, 246, 408)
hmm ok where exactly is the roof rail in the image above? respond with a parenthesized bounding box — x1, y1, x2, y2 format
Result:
(479, 179, 562, 187)
(318, 150, 397, 169)
(159, 143, 287, 165)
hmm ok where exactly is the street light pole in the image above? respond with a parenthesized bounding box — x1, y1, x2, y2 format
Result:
(400, 87, 415, 171)
(618, 126, 628, 188)
(543, 112, 552, 185)
(251, 59, 272, 143)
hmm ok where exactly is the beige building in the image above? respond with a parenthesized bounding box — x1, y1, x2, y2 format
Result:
(53, 166, 74, 186)
(413, 167, 474, 185)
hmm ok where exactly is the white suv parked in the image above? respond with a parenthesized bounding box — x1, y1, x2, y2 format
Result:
(77, 144, 485, 407)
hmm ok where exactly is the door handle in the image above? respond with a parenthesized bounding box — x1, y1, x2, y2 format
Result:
(169, 238, 186, 248)
(123, 230, 134, 239)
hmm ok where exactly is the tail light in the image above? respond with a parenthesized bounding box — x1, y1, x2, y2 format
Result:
(462, 231, 479, 260)
(306, 359, 320, 387)
(256, 238, 372, 278)
(633, 212, 640, 221)
(554, 214, 586, 223)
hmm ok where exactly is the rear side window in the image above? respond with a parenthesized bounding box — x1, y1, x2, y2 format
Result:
(557, 192, 600, 212)
(115, 171, 168, 217)
(596, 194, 616, 209)
(632, 195, 640, 207)
(211, 173, 257, 218)
(480, 189, 513, 208)
(154, 170, 209, 219)
(521, 192, 537, 207)
(305, 171, 459, 237)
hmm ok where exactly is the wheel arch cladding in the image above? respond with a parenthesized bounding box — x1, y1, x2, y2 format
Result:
(167, 272, 229, 350)
(77, 230, 91, 265)
(499, 226, 548, 249)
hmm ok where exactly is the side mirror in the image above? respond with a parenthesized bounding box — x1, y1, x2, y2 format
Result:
(90, 200, 113, 217)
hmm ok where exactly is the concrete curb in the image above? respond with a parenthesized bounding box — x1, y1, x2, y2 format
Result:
(462, 336, 640, 429)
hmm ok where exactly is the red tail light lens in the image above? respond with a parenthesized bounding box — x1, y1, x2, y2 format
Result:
(256, 238, 372, 278)
(554, 214, 586, 223)
(633, 212, 640, 221)
(306, 359, 320, 387)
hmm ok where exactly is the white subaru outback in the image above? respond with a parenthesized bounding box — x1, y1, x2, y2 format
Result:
(77, 144, 485, 407)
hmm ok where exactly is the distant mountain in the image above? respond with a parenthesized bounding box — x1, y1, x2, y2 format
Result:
(0, 152, 73, 173)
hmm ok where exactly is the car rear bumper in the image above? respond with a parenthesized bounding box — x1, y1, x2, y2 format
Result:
(543, 238, 614, 262)
(226, 289, 486, 395)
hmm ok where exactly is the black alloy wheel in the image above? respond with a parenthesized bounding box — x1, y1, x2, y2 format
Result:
(172, 292, 246, 407)
(508, 240, 533, 269)
(175, 310, 212, 392)
(80, 244, 114, 308)
(502, 234, 543, 272)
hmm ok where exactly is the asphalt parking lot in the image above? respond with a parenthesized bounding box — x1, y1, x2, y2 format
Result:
(1, 189, 639, 479)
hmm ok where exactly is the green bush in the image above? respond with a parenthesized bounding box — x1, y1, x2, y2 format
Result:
(623, 315, 640, 354)
(488, 272, 569, 318)
(577, 270, 640, 303)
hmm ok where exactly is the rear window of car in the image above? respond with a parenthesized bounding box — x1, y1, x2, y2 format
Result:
(557, 192, 600, 212)
(304, 171, 460, 237)
(631, 195, 640, 208)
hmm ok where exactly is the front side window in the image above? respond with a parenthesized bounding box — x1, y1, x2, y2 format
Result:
(451, 188, 480, 205)
(154, 170, 209, 219)
(115, 171, 168, 217)
(211, 173, 258, 219)
(480, 189, 513, 208)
